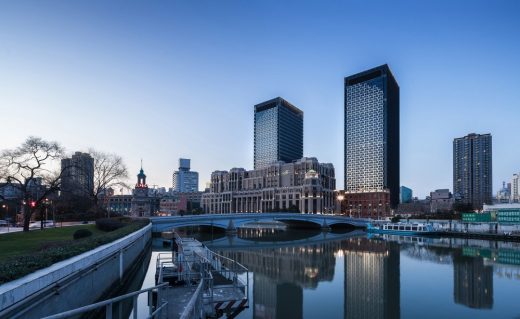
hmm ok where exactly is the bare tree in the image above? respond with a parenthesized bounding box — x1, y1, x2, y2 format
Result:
(89, 149, 130, 210)
(0, 137, 65, 231)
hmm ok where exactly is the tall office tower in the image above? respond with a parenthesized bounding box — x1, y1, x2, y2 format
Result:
(172, 158, 199, 193)
(61, 152, 94, 198)
(344, 64, 400, 217)
(453, 133, 492, 209)
(511, 173, 519, 203)
(254, 97, 303, 170)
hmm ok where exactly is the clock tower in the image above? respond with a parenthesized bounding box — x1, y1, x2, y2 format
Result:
(131, 161, 152, 217)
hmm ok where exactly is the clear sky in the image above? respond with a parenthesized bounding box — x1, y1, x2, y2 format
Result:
(1, 1, 519, 197)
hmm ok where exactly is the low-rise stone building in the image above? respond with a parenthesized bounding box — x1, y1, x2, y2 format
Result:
(202, 157, 335, 214)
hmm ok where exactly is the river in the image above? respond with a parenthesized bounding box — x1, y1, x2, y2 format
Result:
(133, 229, 520, 319)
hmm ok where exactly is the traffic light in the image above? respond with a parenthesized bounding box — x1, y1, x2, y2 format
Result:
(30, 201, 36, 208)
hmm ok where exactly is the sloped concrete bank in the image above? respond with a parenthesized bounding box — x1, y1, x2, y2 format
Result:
(0, 223, 152, 318)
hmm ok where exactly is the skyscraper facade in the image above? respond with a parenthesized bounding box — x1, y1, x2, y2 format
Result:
(453, 133, 492, 209)
(511, 173, 519, 203)
(60, 152, 94, 198)
(344, 64, 400, 217)
(254, 97, 303, 170)
(172, 158, 199, 193)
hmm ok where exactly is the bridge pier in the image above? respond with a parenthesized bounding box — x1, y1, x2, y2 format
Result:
(321, 220, 331, 232)
(226, 220, 237, 235)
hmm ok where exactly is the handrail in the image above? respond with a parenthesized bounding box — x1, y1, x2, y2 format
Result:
(179, 279, 204, 319)
(41, 283, 167, 319)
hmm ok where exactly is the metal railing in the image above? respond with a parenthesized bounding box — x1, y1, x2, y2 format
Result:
(41, 283, 168, 319)
(179, 279, 205, 319)
(194, 247, 249, 300)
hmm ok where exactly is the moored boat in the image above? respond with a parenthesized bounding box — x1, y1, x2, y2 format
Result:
(367, 222, 435, 235)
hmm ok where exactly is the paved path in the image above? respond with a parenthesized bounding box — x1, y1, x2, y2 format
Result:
(0, 222, 95, 235)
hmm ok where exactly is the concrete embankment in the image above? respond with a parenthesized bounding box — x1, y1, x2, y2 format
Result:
(405, 219, 520, 241)
(0, 223, 152, 318)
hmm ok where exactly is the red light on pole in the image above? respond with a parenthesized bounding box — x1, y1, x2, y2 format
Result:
(30, 201, 36, 208)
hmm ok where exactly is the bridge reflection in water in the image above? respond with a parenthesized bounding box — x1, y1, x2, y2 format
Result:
(196, 230, 520, 319)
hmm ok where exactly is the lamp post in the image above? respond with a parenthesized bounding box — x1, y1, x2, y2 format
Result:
(337, 194, 344, 215)
(44, 198, 49, 222)
(2, 204, 8, 232)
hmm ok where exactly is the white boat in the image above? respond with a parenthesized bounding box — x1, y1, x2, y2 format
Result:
(367, 222, 435, 235)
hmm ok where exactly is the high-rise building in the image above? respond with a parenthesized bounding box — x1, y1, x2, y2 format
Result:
(511, 174, 519, 203)
(172, 158, 199, 193)
(453, 133, 492, 209)
(61, 152, 94, 198)
(254, 97, 303, 170)
(344, 64, 400, 217)
(399, 186, 412, 204)
(496, 181, 511, 203)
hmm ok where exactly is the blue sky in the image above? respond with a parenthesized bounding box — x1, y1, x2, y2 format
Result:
(1, 1, 519, 197)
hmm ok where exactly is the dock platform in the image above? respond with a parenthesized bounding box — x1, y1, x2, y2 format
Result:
(155, 231, 249, 318)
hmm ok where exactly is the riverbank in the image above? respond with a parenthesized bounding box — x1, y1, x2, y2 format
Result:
(0, 217, 149, 284)
(432, 230, 520, 242)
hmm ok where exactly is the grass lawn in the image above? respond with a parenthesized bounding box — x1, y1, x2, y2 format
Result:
(0, 218, 149, 284)
(0, 225, 105, 261)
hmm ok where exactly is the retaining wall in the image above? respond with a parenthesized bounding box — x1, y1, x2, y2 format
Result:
(0, 223, 151, 318)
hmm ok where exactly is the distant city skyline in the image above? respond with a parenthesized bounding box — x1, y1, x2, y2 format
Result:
(1, 1, 519, 197)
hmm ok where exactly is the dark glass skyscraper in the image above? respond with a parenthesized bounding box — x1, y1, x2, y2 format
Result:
(344, 64, 400, 212)
(254, 97, 303, 170)
(453, 133, 492, 209)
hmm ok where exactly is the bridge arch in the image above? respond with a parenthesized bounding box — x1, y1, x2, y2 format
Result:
(150, 213, 369, 233)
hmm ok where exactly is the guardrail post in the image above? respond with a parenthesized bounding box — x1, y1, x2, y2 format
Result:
(119, 249, 123, 280)
(148, 291, 153, 316)
(133, 295, 138, 319)
(106, 303, 112, 319)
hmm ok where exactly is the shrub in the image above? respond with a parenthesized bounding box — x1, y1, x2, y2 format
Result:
(73, 229, 93, 240)
(95, 218, 125, 232)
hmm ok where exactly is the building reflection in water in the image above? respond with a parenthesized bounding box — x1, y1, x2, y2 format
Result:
(386, 235, 498, 310)
(453, 252, 493, 309)
(220, 240, 339, 319)
(342, 237, 400, 319)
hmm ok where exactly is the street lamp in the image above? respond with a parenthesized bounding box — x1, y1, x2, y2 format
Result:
(2, 204, 8, 232)
(337, 194, 344, 215)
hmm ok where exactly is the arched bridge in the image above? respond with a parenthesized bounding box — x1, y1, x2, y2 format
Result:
(150, 213, 370, 233)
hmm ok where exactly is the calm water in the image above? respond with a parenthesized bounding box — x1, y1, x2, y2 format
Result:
(136, 230, 520, 319)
